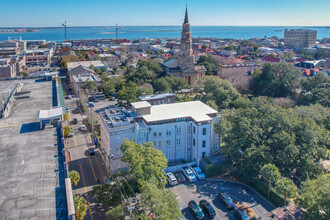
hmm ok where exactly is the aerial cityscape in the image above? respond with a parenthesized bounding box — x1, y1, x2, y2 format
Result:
(0, 1, 329, 220)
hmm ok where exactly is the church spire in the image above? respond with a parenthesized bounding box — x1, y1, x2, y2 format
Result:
(184, 4, 189, 24)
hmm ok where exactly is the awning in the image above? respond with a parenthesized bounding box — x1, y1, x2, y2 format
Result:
(37, 107, 63, 120)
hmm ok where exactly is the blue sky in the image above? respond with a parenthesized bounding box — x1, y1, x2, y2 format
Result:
(0, 0, 329, 27)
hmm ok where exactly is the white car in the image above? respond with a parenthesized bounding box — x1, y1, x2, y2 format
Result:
(191, 166, 206, 180)
(80, 125, 87, 131)
(182, 167, 197, 183)
(166, 172, 178, 186)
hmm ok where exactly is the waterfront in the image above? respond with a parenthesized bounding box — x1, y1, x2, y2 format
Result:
(0, 26, 329, 41)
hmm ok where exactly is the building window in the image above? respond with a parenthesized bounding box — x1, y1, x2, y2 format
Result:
(166, 129, 171, 136)
(166, 140, 171, 147)
(158, 132, 162, 137)
(193, 139, 196, 146)
(159, 141, 162, 148)
(166, 152, 170, 160)
(203, 128, 206, 135)
(176, 126, 181, 135)
(193, 126, 196, 134)
(202, 140, 206, 148)
(176, 138, 181, 146)
(188, 126, 191, 133)
(153, 141, 157, 147)
(153, 132, 157, 138)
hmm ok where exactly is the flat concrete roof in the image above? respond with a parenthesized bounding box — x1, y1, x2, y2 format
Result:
(142, 101, 218, 123)
(0, 79, 58, 219)
(131, 101, 151, 109)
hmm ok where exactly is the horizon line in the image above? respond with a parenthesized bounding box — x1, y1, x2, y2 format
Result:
(0, 25, 329, 29)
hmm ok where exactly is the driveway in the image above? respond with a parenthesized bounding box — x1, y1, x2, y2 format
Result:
(170, 180, 274, 220)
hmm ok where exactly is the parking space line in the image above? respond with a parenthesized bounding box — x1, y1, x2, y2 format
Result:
(80, 164, 94, 220)
(0, 125, 15, 129)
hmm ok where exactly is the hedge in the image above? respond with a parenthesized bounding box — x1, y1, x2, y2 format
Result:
(248, 179, 287, 207)
(204, 162, 231, 178)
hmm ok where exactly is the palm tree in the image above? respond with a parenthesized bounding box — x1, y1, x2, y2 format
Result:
(69, 170, 80, 186)
(275, 177, 297, 206)
(63, 112, 69, 121)
(261, 163, 281, 199)
(63, 125, 71, 137)
(73, 196, 87, 220)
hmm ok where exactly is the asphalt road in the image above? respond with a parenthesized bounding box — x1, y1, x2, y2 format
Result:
(65, 98, 109, 220)
(170, 179, 274, 220)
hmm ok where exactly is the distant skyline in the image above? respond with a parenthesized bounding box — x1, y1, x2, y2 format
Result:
(1, 0, 330, 27)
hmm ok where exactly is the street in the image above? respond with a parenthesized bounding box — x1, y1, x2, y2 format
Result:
(64, 98, 109, 220)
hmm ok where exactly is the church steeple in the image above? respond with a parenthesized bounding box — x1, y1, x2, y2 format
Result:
(184, 4, 189, 24)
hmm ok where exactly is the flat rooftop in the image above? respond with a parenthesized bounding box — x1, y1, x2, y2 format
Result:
(138, 93, 175, 101)
(100, 106, 134, 128)
(142, 101, 218, 123)
(0, 79, 59, 219)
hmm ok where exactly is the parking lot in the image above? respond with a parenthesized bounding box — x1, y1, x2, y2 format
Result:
(170, 179, 274, 220)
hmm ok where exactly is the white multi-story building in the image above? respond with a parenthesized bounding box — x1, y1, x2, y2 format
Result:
(99, 100, 221, 173)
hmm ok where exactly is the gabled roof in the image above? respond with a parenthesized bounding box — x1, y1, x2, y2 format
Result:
(69, 65, 95, 76)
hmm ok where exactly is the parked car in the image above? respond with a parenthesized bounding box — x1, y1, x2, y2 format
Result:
(80, 125, 87, 131)
(89, 148, 95, 156)
(174, 172, 186, 183)
(75, 107, 81, 113)
(233, 209, 250, 220)
(166, 172, 178, 186)
(191, 166, 206, 180)
(218, 192, 235, 210)
(182, 167, 197, 183)
(188, 200, 205, 220)
(68, 131, 74, 137)
(199, 200, 216, 219)
(73, 118, 78, 124)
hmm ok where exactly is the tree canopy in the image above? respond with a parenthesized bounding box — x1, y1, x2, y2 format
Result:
(197, 55, 217, 75)
(297, 175, 330, 219)
(199, 75, 240, 109)
(299, 72, 330, 107)
(216, 98, 328, 182)
(120, 139, 168, 188)
(252, 63, 301, 97)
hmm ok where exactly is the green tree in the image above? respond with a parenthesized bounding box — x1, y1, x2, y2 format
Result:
(216, 98, 327, 182)
(153, 77, 172, 93)
(63, 112, 69, 121)
(164, 76, 190, 91)
(121, 139, 168, 189)
(136, 85, 153, 97)
(140, 178, 183, 220)
(297, 175, 330, 219)
(314, 48, 328, 59)
(81, 80, 97, 95)
(199, 76, 240, 108)
(206, 100, 218, 110)
(197, 55, 217, 75)
(252, 63, 301, 97)
(69, 170, 80, 186)
(261, 164, 281, 199)
(117, 82, 139, 104)
(63, 126, 71, 137)
(299, 72, 330, 107)
(105, 205, 126, 220)
(275, 177, 297, 206)
(73, 196, 88, 220)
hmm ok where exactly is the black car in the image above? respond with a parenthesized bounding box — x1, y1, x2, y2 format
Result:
(174, 172, 186, 183)
(233, 209, 250, 220)
(188, 200, 205, 220)
(218, 192, 235, 210)
(199, 200, 215, 219)
(73, 118, 78, 124)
